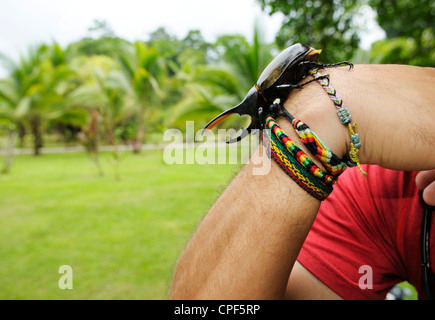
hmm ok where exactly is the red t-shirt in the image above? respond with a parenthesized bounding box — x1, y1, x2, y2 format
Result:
(297, 164, 435, 299)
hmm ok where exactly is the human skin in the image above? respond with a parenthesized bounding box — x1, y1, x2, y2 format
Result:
(168, 64, 435, 299)
(416, 170, 435, 206)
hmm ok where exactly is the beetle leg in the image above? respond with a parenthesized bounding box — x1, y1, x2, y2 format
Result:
(298, 60, 354, 71)
(225, 123, 256, 144)
(318, 61, 354, 70)
(258, 107, 265, 128)
(275, 83, 305, 89)
(299, 75, 329, 86)
(276, 75, 329, 89)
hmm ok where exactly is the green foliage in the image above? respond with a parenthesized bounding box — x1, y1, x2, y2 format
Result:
(149, 27, 212, 72)
(167, 25, 275, 131)
(111, 41, 166, 150)
(215, 33, 274, 90)
(259, 0, 434, 65)
(370, 0, 434, 41)
(370, 36, 435, 66)
(369, 0, 434, 66)
(258, 0, 361, 62)
(0, 43, 80, 155)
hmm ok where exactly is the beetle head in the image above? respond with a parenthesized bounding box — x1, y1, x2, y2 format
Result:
(202, 44, 323, 143)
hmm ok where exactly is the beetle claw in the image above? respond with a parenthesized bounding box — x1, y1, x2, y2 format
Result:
(225, 123, 256, 144)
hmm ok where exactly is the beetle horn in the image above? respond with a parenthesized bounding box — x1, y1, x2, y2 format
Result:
(203, 105, 240, 131)
(203, 86, 258, 132)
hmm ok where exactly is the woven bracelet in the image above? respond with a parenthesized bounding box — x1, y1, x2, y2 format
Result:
(261, 123, 332, 200)
(309, 69, 367, 176)
(261, 115, 334, 200)
(276, 105, 348, 178)
(265, 116, 337, 185)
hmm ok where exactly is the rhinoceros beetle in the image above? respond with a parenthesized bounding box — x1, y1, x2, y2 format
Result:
(203, 43, 353, 143)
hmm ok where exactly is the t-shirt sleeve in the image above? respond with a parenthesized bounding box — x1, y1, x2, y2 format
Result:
(297, 165, 422, 300)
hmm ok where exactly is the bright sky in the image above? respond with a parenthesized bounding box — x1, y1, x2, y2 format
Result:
(0, 0, 281, 71)
(0, 0, 384, 78)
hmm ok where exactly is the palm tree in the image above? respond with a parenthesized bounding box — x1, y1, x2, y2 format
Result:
(0, 80, 18, 173)
(0, 43, 78, 155)
(112, 41, 165, 153)
(215, 31, 274, 91)
(167, 65, 244, 128)
(169, 26, 275, 131)
(66, 55, 135, 178)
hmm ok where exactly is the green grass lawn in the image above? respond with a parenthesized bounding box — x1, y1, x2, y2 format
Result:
(0, 147, 418, 300)
(0, 149, 241, 299)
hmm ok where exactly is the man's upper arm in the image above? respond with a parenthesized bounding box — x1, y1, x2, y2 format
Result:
(285, 261, 342, 300)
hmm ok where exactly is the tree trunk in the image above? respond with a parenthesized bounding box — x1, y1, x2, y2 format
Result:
(132, 104, 145, 154)
(108, 128, 120, 181)
(88, 110, 104, 176)
(2, 129, 17, 174)
(17, 121, 26, 148)
(30, 114, 43, 156)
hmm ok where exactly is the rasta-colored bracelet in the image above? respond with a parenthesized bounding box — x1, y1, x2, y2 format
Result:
(276, 105, 348, 178)
(309, 69, 367, 176)
(260, 71, 364, 200)
(261, 101, 351, 200)
(261, 118, 333, 200)
(265, 116, 337, 185)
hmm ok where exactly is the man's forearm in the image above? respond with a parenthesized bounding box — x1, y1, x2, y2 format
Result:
(168, 64, 435, 299)
(168, 147, 320, 299)
(284, 65, 435, 171)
